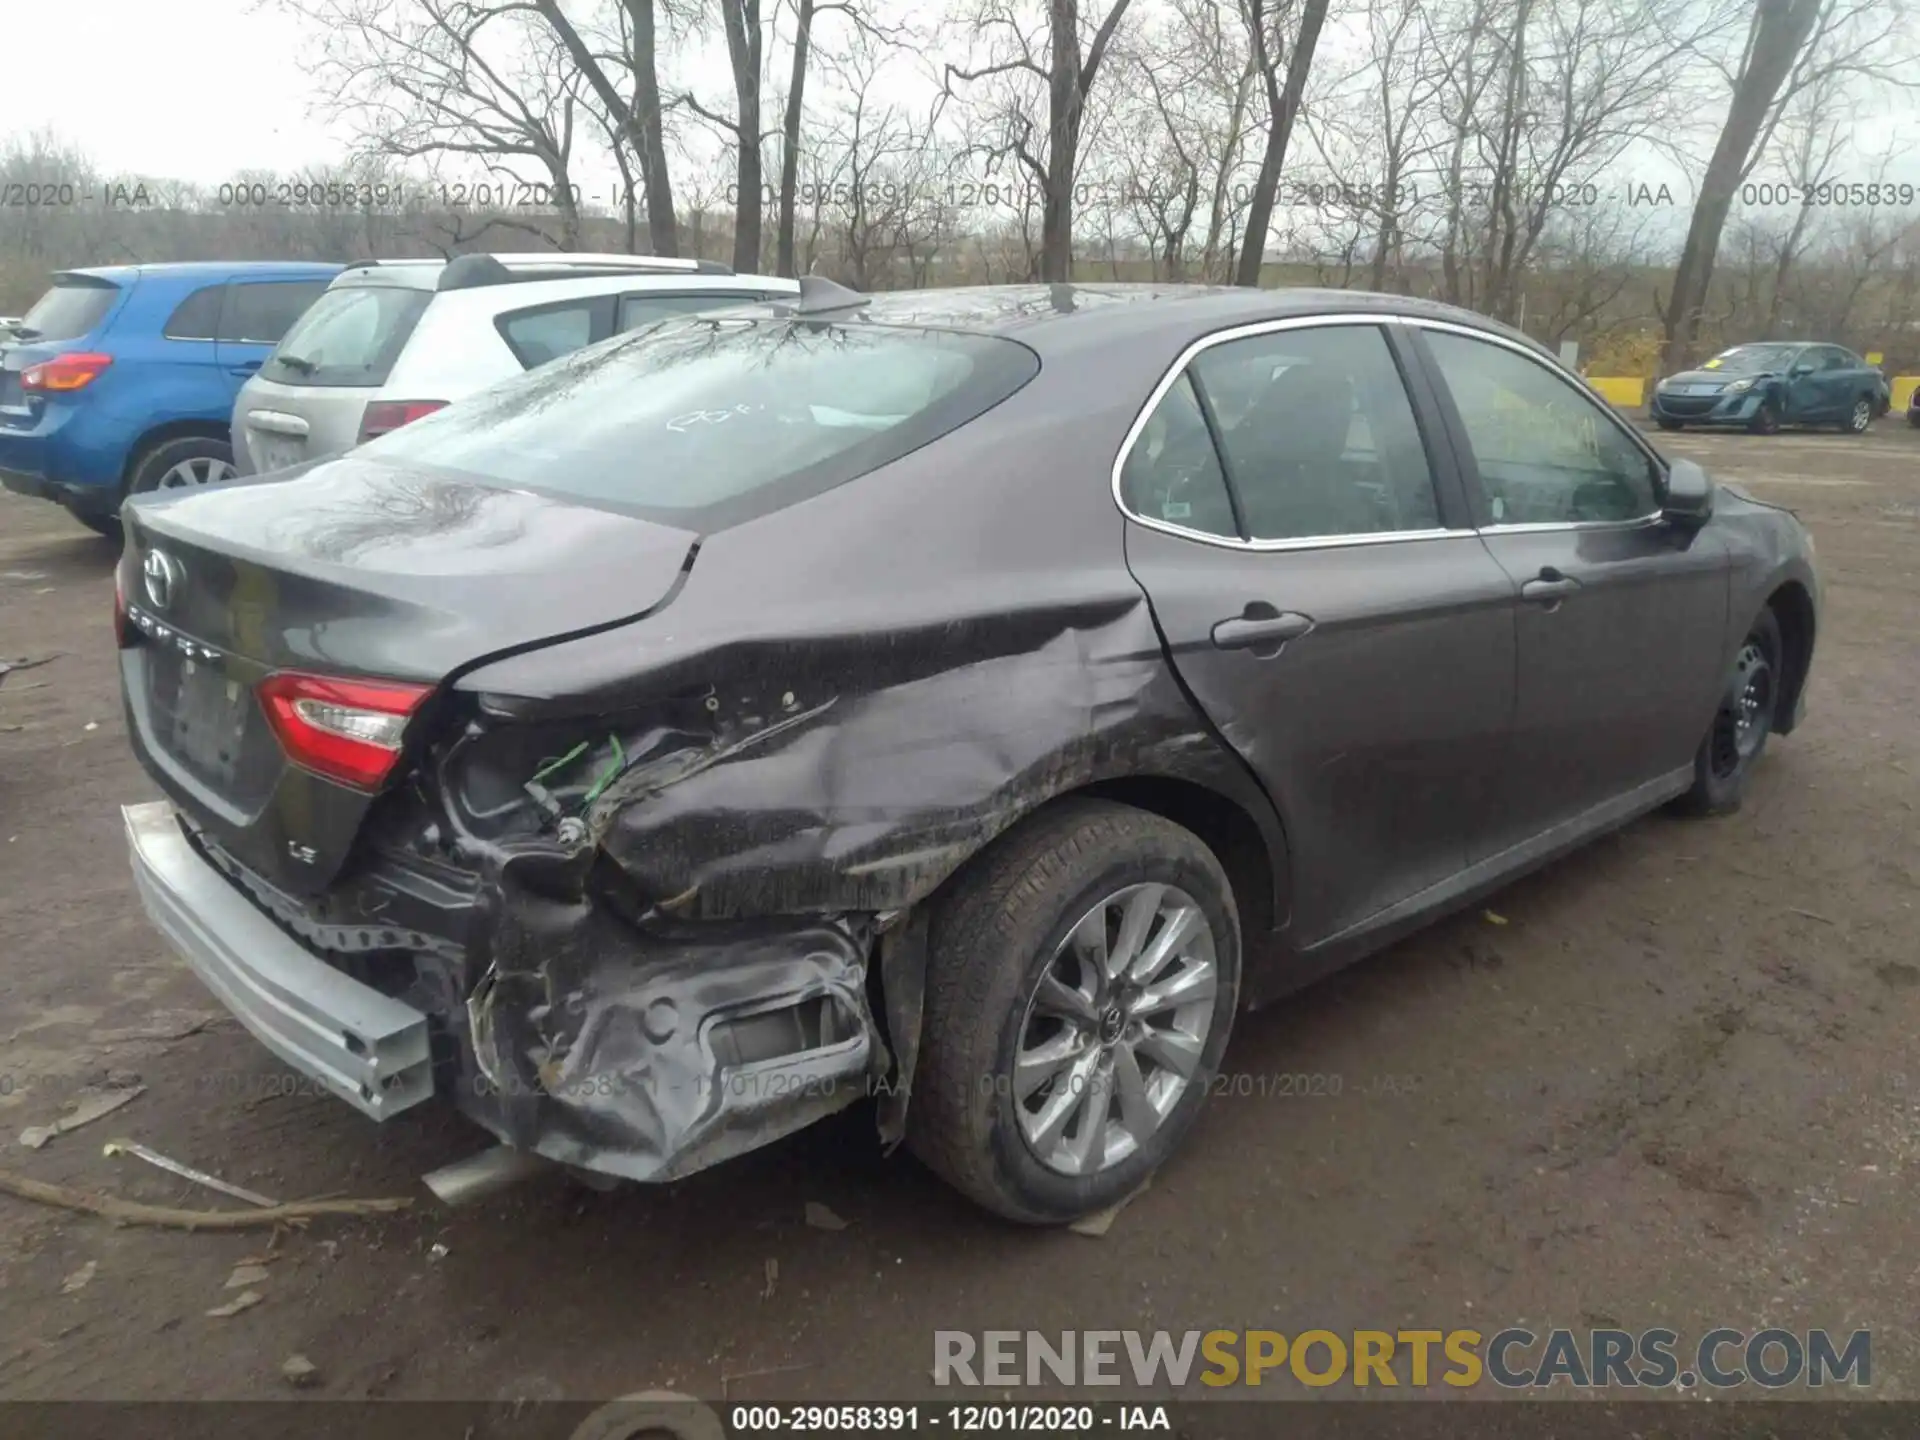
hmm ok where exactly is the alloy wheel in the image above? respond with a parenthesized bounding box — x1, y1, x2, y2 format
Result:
(1850, 399, 1871, 433)
(156, 456, 237, 489)
(1013, 882, 1218, 1177)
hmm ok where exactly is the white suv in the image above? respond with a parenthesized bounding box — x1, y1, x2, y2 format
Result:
(231, 253, 797, 475)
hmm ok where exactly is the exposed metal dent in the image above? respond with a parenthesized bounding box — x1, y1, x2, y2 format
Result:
(411, 595, 1286, 1180)
(441, 848, 882, 1181)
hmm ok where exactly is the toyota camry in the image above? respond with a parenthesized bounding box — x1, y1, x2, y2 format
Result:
(116, 281, 1820, 1223)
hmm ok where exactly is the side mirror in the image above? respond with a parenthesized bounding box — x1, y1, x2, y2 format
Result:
(1661, 455, 1713, 528)
(1790, 362, 1815, 377)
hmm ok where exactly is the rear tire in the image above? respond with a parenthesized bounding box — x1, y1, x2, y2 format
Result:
(1673, 608, 1783, 817)
(908, 800, 1241, 1224)
(127, 435, 238, 497)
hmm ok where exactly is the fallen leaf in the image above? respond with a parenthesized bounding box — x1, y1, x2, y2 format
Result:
(1068, 1174, 1154, 1238)
(20, 1086, 145, 1150)
(1483, 910, 1509, 926)
(762, 1257, 779, 1300)
(427, 1242, 449, 1261)
(206, 1291, 263, 1319)
(61, 1261, 97, 1295)
(225, 1264, 271, 1290)
(803, 1201, 848, 1232)
(281, 1354, 320, 1388)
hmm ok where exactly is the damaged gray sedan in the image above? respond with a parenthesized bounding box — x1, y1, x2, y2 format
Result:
(116, 281, 1819, 1223)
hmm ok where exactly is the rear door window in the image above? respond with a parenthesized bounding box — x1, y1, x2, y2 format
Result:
(260, 285, 431, 387)
(366, 319, 1040, 530)
(1192, 325, 1441, 541)
(15, 278, 120, 343)
(163, 285, 226, 340)
(222, 280, 330, 345)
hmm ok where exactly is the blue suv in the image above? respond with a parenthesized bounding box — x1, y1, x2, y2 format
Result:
(0, 262, 341, 535)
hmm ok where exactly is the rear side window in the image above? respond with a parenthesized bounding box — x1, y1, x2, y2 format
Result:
(367, 319, 1040, 529)
(223, 280, 329, 344)
(497, 301, 601, 369)
(16, 279, 119, 343)
(261, 285, 431, 387)
(164, 285, 225, 340)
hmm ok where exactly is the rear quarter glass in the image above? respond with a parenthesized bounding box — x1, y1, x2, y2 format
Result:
(261, 285, 431, 387)
(363, 318, 1042, 533)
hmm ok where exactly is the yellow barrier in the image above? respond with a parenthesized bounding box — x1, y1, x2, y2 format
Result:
(1586, 374, 1918, 414)
(1586, 376, 1645, 408)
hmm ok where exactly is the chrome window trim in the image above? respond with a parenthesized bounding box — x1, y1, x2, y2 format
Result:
(1110, 312, 1465, 553)
(1404, 316, 1667, 530)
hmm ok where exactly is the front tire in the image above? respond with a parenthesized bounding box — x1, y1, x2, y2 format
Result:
(1747, 401, 1780, 436)
(1656, 418, 1684, 432)
(909, 800, 1241, 1224)
(1674, 608, 1783, 817)
(1845, 396, 1873, 434)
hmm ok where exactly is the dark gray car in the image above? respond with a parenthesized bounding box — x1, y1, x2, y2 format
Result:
(115, 283, 1819, 1223)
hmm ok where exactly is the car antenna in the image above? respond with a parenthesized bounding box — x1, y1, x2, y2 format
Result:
(794, 275, 870, 315)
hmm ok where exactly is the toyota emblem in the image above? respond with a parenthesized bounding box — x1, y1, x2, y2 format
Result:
(142, 549, 183, 611)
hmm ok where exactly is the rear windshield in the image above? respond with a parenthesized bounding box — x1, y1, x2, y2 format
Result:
(14, 279, 119, 343)
(364, 317, 1041, 529)
(260, 284, 430, 387)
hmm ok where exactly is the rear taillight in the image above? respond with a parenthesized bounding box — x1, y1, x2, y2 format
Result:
(258, 671, 432, 791)
(23, 352, 113, 393)
(357, 399, 447, 444)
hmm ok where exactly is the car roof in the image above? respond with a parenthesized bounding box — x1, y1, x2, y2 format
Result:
(57, 262, 343, 283)
(737, 282, 1547, 361)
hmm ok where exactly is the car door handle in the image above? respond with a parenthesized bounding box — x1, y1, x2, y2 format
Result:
(1521, 568, 1582, 605)
(1211, 610, 1314, 650)
(228, 362, 262, 377)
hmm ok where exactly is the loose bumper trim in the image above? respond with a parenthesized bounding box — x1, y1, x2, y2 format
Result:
(123, 800, 433, 1119)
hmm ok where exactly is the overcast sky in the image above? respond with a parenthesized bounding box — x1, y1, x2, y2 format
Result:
(8, 0, 1918, 201)
(10, 0, 344, 181)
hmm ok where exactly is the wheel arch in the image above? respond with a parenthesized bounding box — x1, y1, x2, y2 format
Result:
(121, 418, 235, 489)
(1765, 579, 1816, 736)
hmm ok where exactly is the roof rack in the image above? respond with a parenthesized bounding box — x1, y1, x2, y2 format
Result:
(436, 252, 734, 290)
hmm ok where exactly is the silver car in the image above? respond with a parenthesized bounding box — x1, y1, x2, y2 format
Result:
(231, 252, 796, 474)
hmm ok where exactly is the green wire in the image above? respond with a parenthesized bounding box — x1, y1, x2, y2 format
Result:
(582, 734, 626, 807)
(530, 740, 590, 784)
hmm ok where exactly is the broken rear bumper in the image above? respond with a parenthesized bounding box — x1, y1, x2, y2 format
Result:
(123, 800, 434, 1118)
(123, 799, 882, 1182)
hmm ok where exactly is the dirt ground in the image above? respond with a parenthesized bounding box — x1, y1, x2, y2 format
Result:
(2, 422, 1918, 1408)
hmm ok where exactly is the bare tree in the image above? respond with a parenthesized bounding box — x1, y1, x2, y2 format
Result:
(1232, 0, 1331, 286)
(531, 0, 681, 256)
(1659, 0, 1911, 372)
(289, 0, 588, 248)
(945, 0, 1137, 280)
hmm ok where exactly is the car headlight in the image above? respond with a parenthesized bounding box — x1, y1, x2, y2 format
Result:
(1724, 377, 1755, 394)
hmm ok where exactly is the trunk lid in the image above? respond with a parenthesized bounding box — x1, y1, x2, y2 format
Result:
(120, 451, 697, 892)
